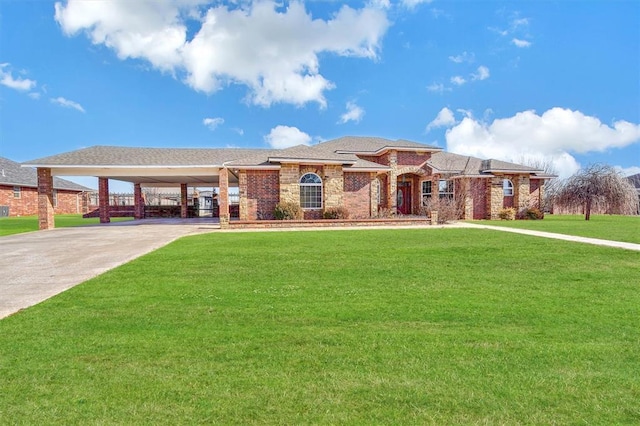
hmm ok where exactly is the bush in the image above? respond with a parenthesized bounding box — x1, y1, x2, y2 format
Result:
(498, 207, 516, 220)
(423, 197, 463, 224)
(274, 202, 303, 220)
(323, 206, 349, 219)
(516, 207, 544, 220)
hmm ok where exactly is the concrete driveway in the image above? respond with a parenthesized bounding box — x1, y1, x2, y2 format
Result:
(0, 219, 218, 319)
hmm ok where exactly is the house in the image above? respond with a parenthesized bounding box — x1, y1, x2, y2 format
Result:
(22, 136, 554, 229)
(0, 156, 91, 217)
(628, 173, 640, 214)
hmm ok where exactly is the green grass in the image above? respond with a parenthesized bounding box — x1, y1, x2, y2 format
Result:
(476, 214, 640, 244)
(0, 214, 133, 236)
(1, 229, 638, 424)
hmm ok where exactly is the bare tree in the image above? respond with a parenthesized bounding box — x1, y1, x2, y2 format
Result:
(552, 163, 637, 220)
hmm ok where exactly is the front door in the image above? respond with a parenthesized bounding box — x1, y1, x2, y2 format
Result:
(397, 182, 412, 215)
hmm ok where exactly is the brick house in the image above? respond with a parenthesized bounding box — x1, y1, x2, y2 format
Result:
(23, 136, 554, 229)
(1, 156, 91, 217)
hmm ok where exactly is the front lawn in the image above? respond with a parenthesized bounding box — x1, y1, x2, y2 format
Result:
(0, 214, 133, 236)
(476, 214, 640, 244)
(0, 229, 638, 424)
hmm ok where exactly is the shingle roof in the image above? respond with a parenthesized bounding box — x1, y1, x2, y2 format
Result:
(428, 152, 544, 176)
(1, 157, 91, 191)
(316, 136, 441, 154)
(23, 146, 267, 167)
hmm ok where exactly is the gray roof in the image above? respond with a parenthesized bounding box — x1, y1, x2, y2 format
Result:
(0, 157, 91, 191)
(316, 136, 441, 154)
(428, 152, 544, 176)
(23, 146, 267, 167)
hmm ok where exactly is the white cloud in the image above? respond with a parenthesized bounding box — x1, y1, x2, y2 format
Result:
(401, 0, 433, 9)
(450, 76, 466, 86)
(55, 0, 389, 108)
(339, 101, 365, 124)
(426, 107, 456, 131)
(0, 64, 37, 91)
(28, 92, 41, 99)
(426, 82, 450, 94)
(445, 107, 640, 178)
(448, 51, 474, 64)
(616, 166, 640, 177)
(471, 65, 490, 81)
(232, 127, 244, 136)
(203, 117, 224, 130)
(512, 38, 532, 48)
(50, 96, 86, 113)
(264, 125, 311, 149)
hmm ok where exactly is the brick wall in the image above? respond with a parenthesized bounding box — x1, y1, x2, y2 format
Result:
(0, 185, 84, 216)
(397, 151, 430, 166)
(242, 170, 280, 220)
(344, 172, 371, 218)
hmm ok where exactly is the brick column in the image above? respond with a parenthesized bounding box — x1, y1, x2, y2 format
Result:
(134, 184, 143, 220)
(180, 183, 188, 218)
(323, 165, 343, 210)
(219, 168, 229, 228)
(488, 177, 503, 220)
(516, 175, 530, 211)
(388, 150, 398, 213)
(238, 170, 248, 220)
(369, 173, 378, 217)
(279, 164, 299, 204)
(37, 168, 55, 230)
(98, 177, 110, 223)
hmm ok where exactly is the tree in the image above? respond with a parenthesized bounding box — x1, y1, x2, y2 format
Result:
(552, 164, 637, 220)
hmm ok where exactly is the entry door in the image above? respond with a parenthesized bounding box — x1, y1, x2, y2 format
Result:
(397, 182, 412, 215)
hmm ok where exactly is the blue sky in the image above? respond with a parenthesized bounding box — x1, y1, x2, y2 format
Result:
(1, 0, 638, 192)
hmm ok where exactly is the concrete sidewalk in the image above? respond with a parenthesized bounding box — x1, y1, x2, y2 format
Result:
(462, 222, 640, 251)
(0, 222, 217, 319)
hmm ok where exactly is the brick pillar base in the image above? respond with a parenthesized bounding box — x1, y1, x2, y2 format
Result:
(219, 168, 229, 227)
(37, 168, 55, 230)
(134, 184, 144, 219)
(181, 184, 188, 218)
(98, 177, 110, 223)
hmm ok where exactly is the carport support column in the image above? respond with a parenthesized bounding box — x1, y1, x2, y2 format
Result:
(98, 177, 110, 224)
(37, 168, 55, 230)
(219, 168, 230, 228)
(180, 184, 188, 219)
(134, 184, 144, 220)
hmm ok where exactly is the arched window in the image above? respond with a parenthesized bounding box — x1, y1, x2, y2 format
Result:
(503, 179, 514, 196)
(300, 173, 322, 209)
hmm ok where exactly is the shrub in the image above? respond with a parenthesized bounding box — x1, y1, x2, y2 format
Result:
(375, 207, 395, 218)
(516, 207, 544, 220)
(323, 206, 349, 219)
(498, 207, 516, 220)
(274, 202, 303, 220)
(423, 197, 463, 224)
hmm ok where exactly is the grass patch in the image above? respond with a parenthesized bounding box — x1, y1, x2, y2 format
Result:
(476, 214, 640, 244)
(0, 214, 133, 236)
(1, 229, 639, 424)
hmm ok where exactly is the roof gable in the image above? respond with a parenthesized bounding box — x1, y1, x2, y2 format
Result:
(1, 157, 91, 191)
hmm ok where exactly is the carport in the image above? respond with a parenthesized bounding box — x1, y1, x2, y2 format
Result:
(22, 146, 248, 230)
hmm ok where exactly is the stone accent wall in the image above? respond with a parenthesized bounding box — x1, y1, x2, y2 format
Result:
(388, 150, 398, 212)
(323, 164, 343, 210)
(515, 175, 530, 210)
(344, 172, 372, 218)
(279, 164, 299, 204)
(240, 170, 279, 220)
(370, 173, 378, 216)
(37, 168, 55, 229)
(488, 177, 504, 220)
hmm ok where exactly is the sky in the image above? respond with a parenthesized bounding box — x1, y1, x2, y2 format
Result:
(1, 0, 639, 192)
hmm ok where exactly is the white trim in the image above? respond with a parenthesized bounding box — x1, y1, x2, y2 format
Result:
(268, 157, 355, 165)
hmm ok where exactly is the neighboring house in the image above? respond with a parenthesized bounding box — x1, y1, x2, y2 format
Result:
(0, 156, 92, 217)
(22, 136, 554, 229)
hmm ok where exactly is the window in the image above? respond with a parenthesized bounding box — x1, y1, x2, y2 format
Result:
(300, 173, 322, 209)
(503, 179, 514, 196)
(13, 186, 21, 198)
(421, 181, 432, 206)
(439, 179, 454, 200)
(53, 190, 58, 208)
